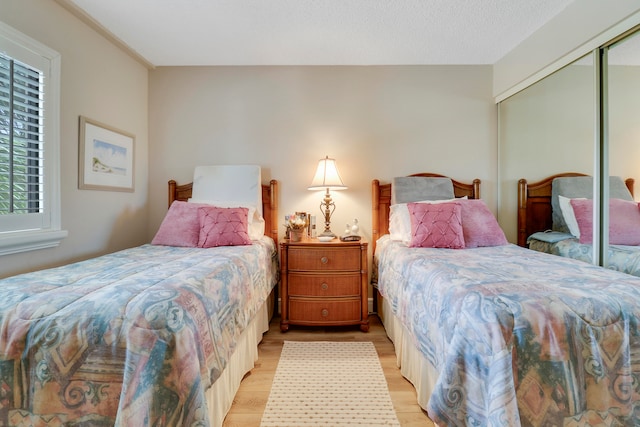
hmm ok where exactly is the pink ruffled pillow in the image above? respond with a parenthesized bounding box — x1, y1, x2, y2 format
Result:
(151, 201, 206, 247)
(197, 206, 251, 247)
(459, 199, 508, 248)
(570, 198, 640, 245)
(407, 202, 465, 248)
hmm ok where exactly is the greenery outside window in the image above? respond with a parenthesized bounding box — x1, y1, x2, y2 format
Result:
(0, 22, 66, 255)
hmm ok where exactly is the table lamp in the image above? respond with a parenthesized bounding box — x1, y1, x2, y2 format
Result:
(308, 156, 347, 238)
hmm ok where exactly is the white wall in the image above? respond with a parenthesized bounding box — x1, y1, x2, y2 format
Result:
(0, 0, 149, 278)
(148, 66, 497, 249)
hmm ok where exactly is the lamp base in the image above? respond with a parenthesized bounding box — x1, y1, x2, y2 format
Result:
(318, 229, 336, 238)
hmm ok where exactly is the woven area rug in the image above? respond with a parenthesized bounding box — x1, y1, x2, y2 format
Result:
(260, 341, 401, 426)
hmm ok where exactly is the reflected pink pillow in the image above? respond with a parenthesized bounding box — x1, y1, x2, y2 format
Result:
(459, 199, 508, 248)
(152, 201, 206, 247)
(570, 198, 640, 245)
(407, 202, 465, 248)
(197, 206, 251, 247)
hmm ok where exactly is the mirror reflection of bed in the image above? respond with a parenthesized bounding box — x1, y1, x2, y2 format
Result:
(518, 172, 640, 277)
(373, 172, 640, 426)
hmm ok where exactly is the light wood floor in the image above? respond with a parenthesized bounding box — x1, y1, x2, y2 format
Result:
(222, 314, 435, 427)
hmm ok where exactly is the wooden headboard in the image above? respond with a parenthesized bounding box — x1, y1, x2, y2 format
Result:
(371, 173, 481, 253)
(167, 179, 279, 246)
(517, 173, 635, 247)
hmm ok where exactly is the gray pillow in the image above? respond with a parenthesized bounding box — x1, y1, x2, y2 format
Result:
(392, 176, 455, 204)
(551, 176, 633, 232)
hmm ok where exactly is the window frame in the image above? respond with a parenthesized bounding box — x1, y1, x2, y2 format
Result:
(0, 21, 66, 256)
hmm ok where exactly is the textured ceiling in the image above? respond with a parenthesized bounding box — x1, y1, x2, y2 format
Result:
(65, 0, 575, 67)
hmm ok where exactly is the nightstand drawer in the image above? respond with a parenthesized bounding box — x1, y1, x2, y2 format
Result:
(288, 273, 361, 297)
(288, 247, 361, 271)
(289, 299, 361, 323)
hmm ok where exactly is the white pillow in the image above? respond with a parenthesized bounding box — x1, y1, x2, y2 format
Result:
(558, 195, 583, 238)
(389, 197, 466, 245)
(192, 165, 263, 216)
(188, 198, 265, 240)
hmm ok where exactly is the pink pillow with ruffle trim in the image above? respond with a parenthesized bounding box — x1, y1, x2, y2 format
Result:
(197, 206, 251, 247)
(459, 199, 508, 248)
(152, 201, 206, 247)
(570, 198, 640, 245)
(407, 202, 465, 248)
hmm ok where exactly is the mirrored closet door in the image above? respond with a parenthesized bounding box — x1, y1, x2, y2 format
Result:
(498, 53, 595, 244)
(498, 26, 640, 274)
(605, 29, 640, 269)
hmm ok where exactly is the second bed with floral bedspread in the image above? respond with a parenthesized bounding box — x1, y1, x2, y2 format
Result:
(376, 236, 640, 426)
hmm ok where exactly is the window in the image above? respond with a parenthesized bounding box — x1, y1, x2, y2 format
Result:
(1, 56, 43, 219)
(0, 22, 66, 255)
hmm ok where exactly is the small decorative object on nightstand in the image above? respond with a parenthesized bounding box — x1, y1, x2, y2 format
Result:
(280, 236, 369, 332)
(286, 213, 307, 242)
(351, 218, 359, 236)
(340, 219, 361, 242)
(289, 228, 304, 242)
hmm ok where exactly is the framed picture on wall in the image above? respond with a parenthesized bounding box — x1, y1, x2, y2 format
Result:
(78, 116, 135, 192)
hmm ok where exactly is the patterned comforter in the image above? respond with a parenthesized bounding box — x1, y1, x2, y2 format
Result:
(375, 236, 640, 426)
(528, 237, 640, 278)
(0, 239, 277, 426)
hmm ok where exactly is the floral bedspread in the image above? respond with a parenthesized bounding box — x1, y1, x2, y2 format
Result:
(528, 237, 640, 278)
(375, 236, 640, 426)
(0, 239, 277, 426)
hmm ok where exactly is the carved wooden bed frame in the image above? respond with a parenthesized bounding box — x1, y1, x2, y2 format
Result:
(371, 172, 481, 253)
(516, 173, 634, 247)
(369, 172, 482, 416)
(167, 179, 280, 246)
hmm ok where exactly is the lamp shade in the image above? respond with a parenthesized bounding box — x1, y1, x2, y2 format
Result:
(308, 156, 347, 190)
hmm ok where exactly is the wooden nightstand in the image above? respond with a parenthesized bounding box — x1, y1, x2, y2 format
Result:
(280, 236, 369, 332)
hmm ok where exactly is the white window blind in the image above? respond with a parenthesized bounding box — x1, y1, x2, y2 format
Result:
(0, 53, 45, 218)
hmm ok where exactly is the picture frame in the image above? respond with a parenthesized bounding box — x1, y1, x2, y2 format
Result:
(78, 116, 135, 192)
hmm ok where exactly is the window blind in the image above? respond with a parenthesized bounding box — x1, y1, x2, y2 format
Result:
(0, 52, 44, 216)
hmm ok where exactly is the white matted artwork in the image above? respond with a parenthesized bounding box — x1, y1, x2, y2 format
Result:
(79, 116, 135, 192)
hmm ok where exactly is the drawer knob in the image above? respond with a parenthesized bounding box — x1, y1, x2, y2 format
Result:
(321, 309, 329, 317)
(320, 256, 328, 264)
(321, 282, 329, 291)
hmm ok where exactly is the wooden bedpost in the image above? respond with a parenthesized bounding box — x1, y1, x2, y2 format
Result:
(626, 178, 635, 198)
(372, 179, 380, 254)
(168, 180, 177, 208)
(472, 179, 481, 199)
(517, 178, 528, 247)
(268, 180, 279, 246)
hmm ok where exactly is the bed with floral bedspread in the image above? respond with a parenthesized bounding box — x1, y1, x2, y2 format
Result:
(376, 236, 640, 426)
(528, 237, 640, 278)
(0, 239, 277, 426)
